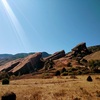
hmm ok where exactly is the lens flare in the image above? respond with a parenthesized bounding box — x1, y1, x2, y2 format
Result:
(1, 0, 31, 51)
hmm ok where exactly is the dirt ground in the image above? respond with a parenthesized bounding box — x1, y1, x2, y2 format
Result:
(0, 75, 100, 100)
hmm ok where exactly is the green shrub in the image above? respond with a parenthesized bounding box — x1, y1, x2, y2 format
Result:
(96, 90, 100, 97)
(70, 75, 77, 79)
(55, 70, 60, 76)
(67, 62, 72, 67)
(0, 72, 10, 80)
(76, 70, 82, 75)
(42, 73, 49, 77)
(61, 72, 68, 76)
(86, 76, 93, 82)
(61, 67, 67, 73)
(88, 60, 100, 69)
(68, 67, 78, 72)
(2, 78, 9, 85)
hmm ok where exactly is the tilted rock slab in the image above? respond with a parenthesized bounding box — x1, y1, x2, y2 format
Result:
(10, 52, 43, 75)
(44, 50, 65, 61)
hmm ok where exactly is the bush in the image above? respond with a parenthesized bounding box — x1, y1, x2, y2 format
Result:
(55, 70, 60, 76)
(86, 76, 93, 82)
(70, 75, 77, 79)
(2, 92, 16, 100)
(61, 72, 68, 76)
(68, 72, 75, 75)
(88, 60, 100, 69)
(76, 70, 82, 75)
(61, 67, 67, 73)
(68, 67, 78, 72)
(2, 78, 9, 85)
(67, 62, 72, 67)
(0, 72, 10, 80)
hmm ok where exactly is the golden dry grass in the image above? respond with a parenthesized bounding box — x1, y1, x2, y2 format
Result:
(84, 51, 100, 61)
(0, 75, 100, 100)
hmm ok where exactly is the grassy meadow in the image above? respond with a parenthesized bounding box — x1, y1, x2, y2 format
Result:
(0, 75, 100, 100)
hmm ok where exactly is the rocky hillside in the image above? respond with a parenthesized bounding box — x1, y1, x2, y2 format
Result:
(0, 53, 43, 75)
(0, 52, 50, 66)
(88, 45, 100, 53)
(83, 51, 100, 61)
(0, 42, 100, 78)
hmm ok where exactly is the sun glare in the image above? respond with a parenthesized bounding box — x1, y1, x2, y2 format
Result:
(1, 0, 30, 51)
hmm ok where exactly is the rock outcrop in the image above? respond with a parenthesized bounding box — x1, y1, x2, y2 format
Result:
(44, 50, 65, 61)
(0, 53, 43, 75)
(10, 52, 43, 75)
(0, 59, 21, 72)
(66, 42, 90, 59)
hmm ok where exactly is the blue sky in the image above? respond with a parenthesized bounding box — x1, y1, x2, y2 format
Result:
(0, 0, 100, 54)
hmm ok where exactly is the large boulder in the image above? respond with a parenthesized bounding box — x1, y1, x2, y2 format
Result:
(66, 42, 90, 59)
(44, 50, 65, 61)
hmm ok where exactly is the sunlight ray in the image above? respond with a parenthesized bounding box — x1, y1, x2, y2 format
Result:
(1, 0, 31, 51)
(11, 0, 39, 35)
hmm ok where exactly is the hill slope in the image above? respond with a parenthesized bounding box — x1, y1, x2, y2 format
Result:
(0, 52, 50, 66)
(88, 45, 100, 53)
(83, 51, 100, 61)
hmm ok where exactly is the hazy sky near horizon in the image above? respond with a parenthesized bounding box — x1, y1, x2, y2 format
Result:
(0, 0, 100, 54)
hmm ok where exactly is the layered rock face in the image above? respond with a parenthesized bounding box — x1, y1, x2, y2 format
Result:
(0, 51, 66, 75)
(0, 53, 43, 75)
(10, 52, 43, 75)
(44, 50, 65, 61)
(66, 43, 90, 59)
(0, 59, 21, 72)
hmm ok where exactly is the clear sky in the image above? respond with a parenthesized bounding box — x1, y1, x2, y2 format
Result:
(0, 0, 100, 54)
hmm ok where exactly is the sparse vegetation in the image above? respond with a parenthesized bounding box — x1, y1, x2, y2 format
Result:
(67, 62, 72, 67)
(1, 92, 16, 100)
(61, 67, 67, 73)
(88, 45, 100, 53)
(88, 60, 100, 73)
(0, 72, 9, 80)
(70, 75, 77, 79)
(96, 90, 100, 97)
(95, 77, 100, 80)
(44, 59, 54, 70)
(2, 78, 10, 85)
(73, 97, 81, 100)
(86, 76, 93, 82)
(55, 70, 60, 76)
(61, 72, 68, 76)
(53, 89, 66, 97)
(0, 75, 100, 100)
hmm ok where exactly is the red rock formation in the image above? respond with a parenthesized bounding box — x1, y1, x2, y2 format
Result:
(66, 42, 90, 59)
(0, 59, 21, 72)
(10, 52, 42, 75)
(44, 50, 65, 61)
(0, 53, 43, 75)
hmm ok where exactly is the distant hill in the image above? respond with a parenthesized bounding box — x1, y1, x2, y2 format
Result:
(0, 54, 13, 59)
(42, 52, 51, 58)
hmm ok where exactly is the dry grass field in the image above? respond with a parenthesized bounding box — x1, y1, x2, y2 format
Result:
(0, 75, 100, 100)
